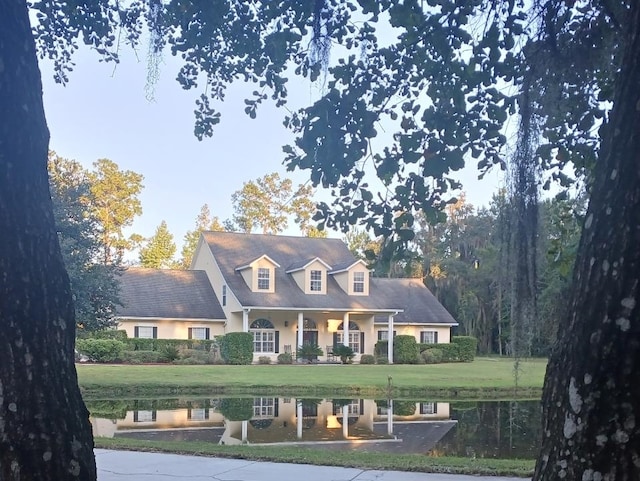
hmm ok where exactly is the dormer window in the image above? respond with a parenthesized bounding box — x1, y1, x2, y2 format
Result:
(257, 267, 270, 290)
(353, 272, 365, 293)
(310, 270, 322, 292)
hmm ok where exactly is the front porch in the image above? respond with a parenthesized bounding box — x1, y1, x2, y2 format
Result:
(232, 309, 397, 364)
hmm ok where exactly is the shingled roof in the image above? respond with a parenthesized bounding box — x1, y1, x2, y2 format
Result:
(117, 267, 225, 320)
(201, 232, 457, 324)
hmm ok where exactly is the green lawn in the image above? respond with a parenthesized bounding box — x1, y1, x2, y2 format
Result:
(79, 357, 547, 399)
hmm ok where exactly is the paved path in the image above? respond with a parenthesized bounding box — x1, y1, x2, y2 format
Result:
(96, 449, 527, 481)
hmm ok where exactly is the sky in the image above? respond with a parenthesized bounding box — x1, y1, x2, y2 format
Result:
(40, 43, 503, 260)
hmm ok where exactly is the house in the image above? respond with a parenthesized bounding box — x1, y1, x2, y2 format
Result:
(116, 232, 458, 363)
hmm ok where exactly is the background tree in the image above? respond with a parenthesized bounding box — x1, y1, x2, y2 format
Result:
(88, 158, 144, 265)
(179, 203, 226, 268)
(231, 172, 320, 235)
(139, 220, 177, 269)
(48, 152, 120, 332)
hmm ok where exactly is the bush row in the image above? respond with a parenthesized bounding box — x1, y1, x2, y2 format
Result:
(374, 335, 478, 364)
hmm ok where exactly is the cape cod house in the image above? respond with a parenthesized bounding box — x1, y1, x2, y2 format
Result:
(116, 232, 458, 363)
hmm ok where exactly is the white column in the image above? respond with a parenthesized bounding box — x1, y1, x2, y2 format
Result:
(242, 309, 249, 332)
(342, 404, 349, 439)
(342, 312, 350, 347)
(297, 401, 303, 439)
(297, 312, 304, 348)
(387, 399, 394, 435)
(387, 314, 395, 364)
(241, 420, 248, 443)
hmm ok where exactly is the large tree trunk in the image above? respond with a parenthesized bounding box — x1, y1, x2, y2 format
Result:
(0, 2, 97, 480)
(534, 3, 640, 480)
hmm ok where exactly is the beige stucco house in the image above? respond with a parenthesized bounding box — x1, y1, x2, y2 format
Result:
(117, 232, 458, 363)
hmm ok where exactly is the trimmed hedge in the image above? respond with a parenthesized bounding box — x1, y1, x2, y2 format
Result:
(421, 348, 443, 364)
(120, 350, 165, 364)
(451, 336, 478, 362)
(123, 338, 218, 352)
(77, 329, 128, 340)
(277, 353, 293, 364)
(393, 335, 420, 364)
(219, 332, 253, 365)
(219, 398, 253, 421)
(360, 354, 375, 364)
(75, 339, 125, 362)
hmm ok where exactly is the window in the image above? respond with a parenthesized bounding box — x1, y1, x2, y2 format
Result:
(310, 269, 322, 292)
(353, 271, 365, 293)
(336, 331, 361, 354)
(188, 408, 210, 421)
(189, 327, 210, 340)
(420, 403, 438, 415)
(133, 410, 156, 422)
(257, 267, 270, 290)
(135, 326, 156, 339)
(420, 331, 438, 344)
(250, 319, 275, 353)
(253, 397, 276, 417)
(377, 330, 396, 341)
(222, 285, 227, 306)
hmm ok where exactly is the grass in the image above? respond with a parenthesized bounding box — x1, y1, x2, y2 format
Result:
(95, 437, 535, 478)
(79, 357, 547, 399)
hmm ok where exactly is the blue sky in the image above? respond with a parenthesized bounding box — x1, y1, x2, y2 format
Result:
(40, 46, 503, 258)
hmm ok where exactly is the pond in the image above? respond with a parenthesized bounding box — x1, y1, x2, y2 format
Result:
(89, 397, 541, 459)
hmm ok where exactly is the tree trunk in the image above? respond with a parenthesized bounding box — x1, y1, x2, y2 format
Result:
(534, 3, 640, 480)
(0, 2, 97, 480)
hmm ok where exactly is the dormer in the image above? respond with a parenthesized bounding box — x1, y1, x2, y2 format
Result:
(235, 255, 280, 293)
(329, 260, 370, 296)
(285, 257, 332, 295)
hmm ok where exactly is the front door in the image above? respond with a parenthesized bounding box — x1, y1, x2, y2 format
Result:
(303, 330, 318, 346)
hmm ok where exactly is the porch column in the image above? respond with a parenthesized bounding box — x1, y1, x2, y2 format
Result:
(387, 399, 394, 435)
(241, 420, 248, 443)
(242, 309, 250, 332)
(342, 404, 349, 439)
(297, 312, 304, 348)
(387, 314, 395, 364)
(342, 312, 350, 347)
(297, 401, 303, 439)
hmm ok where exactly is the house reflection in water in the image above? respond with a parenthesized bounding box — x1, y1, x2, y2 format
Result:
(90, 398, 456, 454)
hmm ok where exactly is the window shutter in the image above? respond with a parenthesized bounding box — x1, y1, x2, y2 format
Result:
(275, 331, 280, 353)
(188, 328, 193, 340)
(205, 328, 210, 340)
(433, 403, 438, 414)
(360, 332, 365, 354)
(393, 330, 397, 337)
(333, 333, 338, 347)
(152, 327, 158, 339)
(134, 326, 139, 338)
(274, 399, 279, 417)
(151, 411, 157, 422)
(434, 331, 439, 344)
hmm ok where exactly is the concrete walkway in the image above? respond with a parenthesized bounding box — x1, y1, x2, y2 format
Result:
(96, 449, 527, 481)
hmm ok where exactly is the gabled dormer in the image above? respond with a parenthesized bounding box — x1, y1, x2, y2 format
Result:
(285, 257, 332, 295)
(329, 260, 370, 296)
(235, 254, 280, 293)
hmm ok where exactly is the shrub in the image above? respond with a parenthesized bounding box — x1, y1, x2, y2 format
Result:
(277, 352, 293, 364)
(120, 350, 164, 364)
(77, 329, 128, 341)
(451, 336, 478, 362)
(297, 344, 323, 363)
(376, 356, 389, 364)
(332, 344, 355, 364)
(393, 400, 418, 416)
(374, 340, 388, 357)
(360, 354, 375, 364)
(160, 344, 181, 362)
(75, 339, 125, 363)
(219, 332, 253, 365)
(393, 335, 420, 364)
(219, 398, 253, 421)
(122, 338, 218, 353)
(258, 356, 271, 365)
(422, 348, 443, 364)
(176, 349, 215, 365)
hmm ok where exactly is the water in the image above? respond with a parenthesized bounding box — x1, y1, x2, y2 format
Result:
(89, 397, 541, 459)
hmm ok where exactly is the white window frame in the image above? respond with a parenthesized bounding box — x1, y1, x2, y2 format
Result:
(420, 331, 437, 344)
(310, 269, 322, 292)
(378, 330, 388, 341)
(257, 267, 270, 290)
(353, 271, 365, 293)
(136, 326, 155, 339)
(253, 330, 275, 353)
(190, 327, 208, 340)
(336, 331, 360, 354)
(253, 397, 275, 417)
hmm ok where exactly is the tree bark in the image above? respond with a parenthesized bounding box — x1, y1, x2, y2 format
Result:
(0, 2, 97, 480)
(534, 2, 640, 480)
